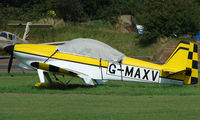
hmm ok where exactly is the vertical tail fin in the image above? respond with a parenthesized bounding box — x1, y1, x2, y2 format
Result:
(8, 22, 52, 42)
(163, 41, 198, 84)
(22, 22, 32, 41)
(185, 42, 198, 84)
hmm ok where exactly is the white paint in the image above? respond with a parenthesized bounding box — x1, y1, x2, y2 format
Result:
(159, 78, 183, 85)
(107, 62, 160, 83)
(37, 69, 45, 83)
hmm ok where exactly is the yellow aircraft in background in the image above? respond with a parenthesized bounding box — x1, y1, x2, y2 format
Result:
(3, 38, 198, 86)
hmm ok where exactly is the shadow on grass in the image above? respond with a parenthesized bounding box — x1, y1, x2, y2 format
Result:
(34, 84, 97, 90)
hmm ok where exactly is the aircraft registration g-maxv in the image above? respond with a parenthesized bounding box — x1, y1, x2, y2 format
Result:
(4, 38, 198, 86)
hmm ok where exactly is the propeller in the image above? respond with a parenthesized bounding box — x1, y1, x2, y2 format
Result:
(4, 45, 14, 73)
(4, 26, 18, 74)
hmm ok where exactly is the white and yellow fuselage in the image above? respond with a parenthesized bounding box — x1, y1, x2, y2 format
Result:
(13, 41, 198, 85)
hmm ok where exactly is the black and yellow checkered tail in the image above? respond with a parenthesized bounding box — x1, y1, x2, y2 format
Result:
(185, 42, 198, 84)
(163, 41, 198, 85)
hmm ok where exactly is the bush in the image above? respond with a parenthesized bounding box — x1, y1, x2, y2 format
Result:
(2, 0, 138, 24)
(95, 0, 136, 24)
(136, 0, 200, 45)
(0, 4, 8, 30)
(55, 0, 87, 22)
(138, 32, 160, 46)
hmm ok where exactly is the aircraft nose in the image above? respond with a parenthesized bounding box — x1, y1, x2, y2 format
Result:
(4, 45, 14, 54)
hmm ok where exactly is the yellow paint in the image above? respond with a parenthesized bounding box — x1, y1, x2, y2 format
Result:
(184, 76, 191, 85)
(122, 57, 162, 70)
(189, 43, 194, 52)
(15, 44, 108, 67)
(39, 63, 49, 71)
(15, 44, 57, 57)
(193, 52, 198, 60)
(35, 62, 76, 76)
(163, 49, 188, 70)
(54, 52, 108, 67)
(191, 69, 198, 78)
(34, 82, 43, 87)
(34, 82, 66, 88)
(165, 43, 189, 63)
(37, 62, 71, 74)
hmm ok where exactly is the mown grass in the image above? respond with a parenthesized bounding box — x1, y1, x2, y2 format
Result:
(0, 72, 199, 96)
(0, 72, 200, 120)
(0, 94, 200, 120)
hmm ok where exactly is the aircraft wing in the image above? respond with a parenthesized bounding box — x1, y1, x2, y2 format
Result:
(40, 41, 66, 45)
(30, 62, 95, 85)
(8, 23, 52, 28)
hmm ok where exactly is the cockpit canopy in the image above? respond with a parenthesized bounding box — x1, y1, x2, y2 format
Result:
(57, 38, 126, 61)
(0, 32, 19, 41)
(0, 32, 7, 38)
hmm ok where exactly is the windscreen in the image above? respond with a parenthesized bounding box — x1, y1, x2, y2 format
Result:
(0, 32, 7, 38)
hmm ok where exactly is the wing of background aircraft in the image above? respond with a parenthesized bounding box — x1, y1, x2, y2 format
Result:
(0, 22, 65, 50)
(8, 22, 67, 45)
(8, 22, 53, 41)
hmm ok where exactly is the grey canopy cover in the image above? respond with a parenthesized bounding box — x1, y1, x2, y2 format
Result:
(57, 38, 125, 61)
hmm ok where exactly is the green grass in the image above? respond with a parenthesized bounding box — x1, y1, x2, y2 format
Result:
(0, 94, 200, 120)
(0, 72, 199, 96)
(0, 72, 200, 120)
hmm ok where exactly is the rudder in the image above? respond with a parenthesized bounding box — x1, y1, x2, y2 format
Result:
(185, 42, 198, 84)
(22, 22, 32, 41)
(163, 41, 198, 85)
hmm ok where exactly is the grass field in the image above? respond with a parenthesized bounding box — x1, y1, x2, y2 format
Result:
(0, 72, 200, 120)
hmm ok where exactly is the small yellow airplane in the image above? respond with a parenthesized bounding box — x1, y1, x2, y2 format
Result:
(4, 38, 198, 86)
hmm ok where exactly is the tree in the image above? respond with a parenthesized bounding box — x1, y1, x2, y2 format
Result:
(0, 3, 8, 30)
(55, 0, 86, 22)
(136, 0, 200, 45)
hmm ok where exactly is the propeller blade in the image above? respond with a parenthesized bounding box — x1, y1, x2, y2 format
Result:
(4, 45, 14, 54)
(8, 53, 13, 73)
(4, 45, 15, 74)
(4, 27, 17, 74)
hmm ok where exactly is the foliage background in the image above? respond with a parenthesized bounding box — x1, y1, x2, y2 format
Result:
(0, 0, 200, 45)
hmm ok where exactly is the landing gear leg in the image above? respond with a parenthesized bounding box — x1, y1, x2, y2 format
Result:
(35, 69, 53, 87)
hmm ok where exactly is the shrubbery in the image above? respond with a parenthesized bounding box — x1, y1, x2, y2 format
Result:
(1, 0, 136, 22)
(1, 0, 200, 45)
(136, 0, 200, 45)
(0, 3, 8, 30)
